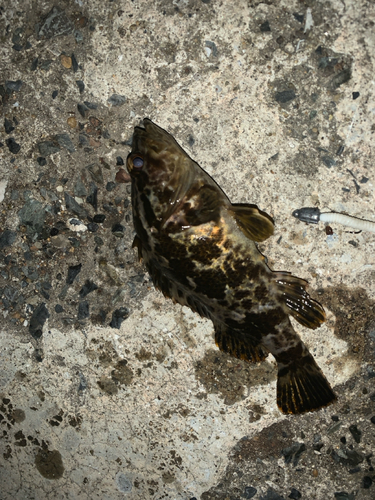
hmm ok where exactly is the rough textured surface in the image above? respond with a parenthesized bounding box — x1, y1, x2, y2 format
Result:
(0, 1, 374, 499)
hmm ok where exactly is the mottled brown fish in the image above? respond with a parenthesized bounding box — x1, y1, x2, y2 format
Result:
(126, 118, 336, 414)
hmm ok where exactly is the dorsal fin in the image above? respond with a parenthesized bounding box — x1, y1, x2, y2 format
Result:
(230, 204, 274, 242)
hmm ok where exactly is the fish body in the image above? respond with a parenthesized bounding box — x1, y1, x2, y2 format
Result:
(127, 119, 336, 414)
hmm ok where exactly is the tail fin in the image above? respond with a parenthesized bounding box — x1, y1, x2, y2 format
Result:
(277, 354, 336, 414)
(274, 271, 325, 329)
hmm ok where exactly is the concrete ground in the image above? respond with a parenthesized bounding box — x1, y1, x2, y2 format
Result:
(0, 0, 374, 499)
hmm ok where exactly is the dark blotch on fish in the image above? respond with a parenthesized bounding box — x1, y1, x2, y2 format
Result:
(126, 118, 336, 414)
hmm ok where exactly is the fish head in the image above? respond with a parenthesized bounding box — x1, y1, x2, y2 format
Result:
(127, 119, 197, 223)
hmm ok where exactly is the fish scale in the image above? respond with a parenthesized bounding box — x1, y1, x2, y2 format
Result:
(127, 118, 336, 414)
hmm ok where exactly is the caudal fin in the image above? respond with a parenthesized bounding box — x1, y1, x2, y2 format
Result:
(277, 354, 336, 414)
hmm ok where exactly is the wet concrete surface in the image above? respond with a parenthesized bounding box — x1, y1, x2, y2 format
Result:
(0, 0, 374, 499)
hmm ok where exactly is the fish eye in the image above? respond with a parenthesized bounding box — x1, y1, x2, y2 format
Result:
(132, 156, 144, 169)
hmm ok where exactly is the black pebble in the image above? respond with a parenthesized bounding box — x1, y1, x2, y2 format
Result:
(260, 20, 271, 32)
(363, 476, 373, 489)
(0, 230, 17, 248)
(4, 118, 15, 134)
(71, 53, 79, 72)
(77, 301, 89, 320)
(275, 90, 296, 103)
(31, 57, 38, 71)
(112, 223, 125, 237)
(293, 13, 304, 23)
(331, 415, 339, 422)
(110, 307, 130, 329)
(116, 156, 124, 166)
(108, 94, 126, 106)
(349, 424, 361, 443)
(371, 416, 375, 424)
(55, 304, 64, 313)
(83, 101, 98, 109)
(6, 137, 21, 154)
(289, 488, 301, 499)
(93, 214, 106, 223)
(66, 263, 82, 284)
(352, 92, 360, 100)
(106, 181, 116, 191)
(29, 303, 50, 339)
(37, 157, 47, 166)
(243, 486, 257, 499)
(87, 222, 99, 232)
(50, 227, 59, 236)
(5, 80, 23, 92)
(52, 90, 58, 99)
(76, 80, 85, 94)
(77, 103, 89, 118)
(79, 280, 98, 298)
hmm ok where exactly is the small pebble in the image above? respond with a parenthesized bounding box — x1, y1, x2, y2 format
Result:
(52, 90, 58, 99)
(6, 137, 21, 154)
(67, 116, 77, 128)
(115, 168, 131, 183)
(60, 54, 72, 68)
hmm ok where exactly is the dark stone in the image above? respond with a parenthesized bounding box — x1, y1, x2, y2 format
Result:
(336, 145, 345, 155)
(116, 156, 124, 166)
(281, 442, 306, 466)
(260, 488, 285, 500)
(205, 40, 218, 56)
(348, 424, 362, 443)
(288, 488, 301, 499)
(0, 230, 16, 248)
(260, 20, 271, 32)
(83, 101, 98, 109)
(52, 90, 58, 99)
(275, 90, 296, 103)
(76, 80, 85, 93)
(56, 133, 75, 153)
(106, 181, 116, 191)
(108, 94, 126, 106)
(77, 103, 89, 118)
(77, 301, 89, 320)
(31, 57, 39, 71)
(29, 303, 50, 339)
(66, 263, 82, 284)
(38, 141, 60, 156)
(6, 137, 21, 154)
(64, 192, 88, 219)
(79, 280, 98, 298)
(322, 156, 336, 168)
(5, 80, 23, 92)
(35, 449, 64, 479)
(352, 91, 360, 100)
(363, 476, 372, 489)
(55, 304, 63, 313)
(360, 176, 369, 184)
(110, 307, 130, 329)
(93, 214, 106, 223)
(331, 448, 364, 466)
(4, 118, 15, 134)
(293, 13, 304, 23)
(50, 228, 59, 236)
(38, 7, 74, 39)
(243, 486, 257, 499)
(87, 222, 99, 232)
(18, 198, 45, 235)
(112, 223, 125, 237)
(371, 416, 375, 424)
(37, 157, 47, 166)
(334, 493, 355, 500)
(87, 164, 103, 184)
(330, 69, 351, 89)
(86, 182, 98, 210)
(71, 53, 79, 72)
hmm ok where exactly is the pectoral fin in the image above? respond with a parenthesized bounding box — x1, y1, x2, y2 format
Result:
(230, 204, 274, 242)
(274, 271, 326, 329)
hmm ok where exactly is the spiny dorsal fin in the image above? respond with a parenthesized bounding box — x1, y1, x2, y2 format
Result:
(230, 204, 274, 242)
(274, 271, 326, 329)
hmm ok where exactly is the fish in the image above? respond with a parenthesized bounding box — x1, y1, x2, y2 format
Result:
(126, 118, 336, 414)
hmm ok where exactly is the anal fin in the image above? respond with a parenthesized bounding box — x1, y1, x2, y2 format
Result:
(274, 271, 325, 329)
(214, 322, 268, 363)
(277, 353, 336, 414)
